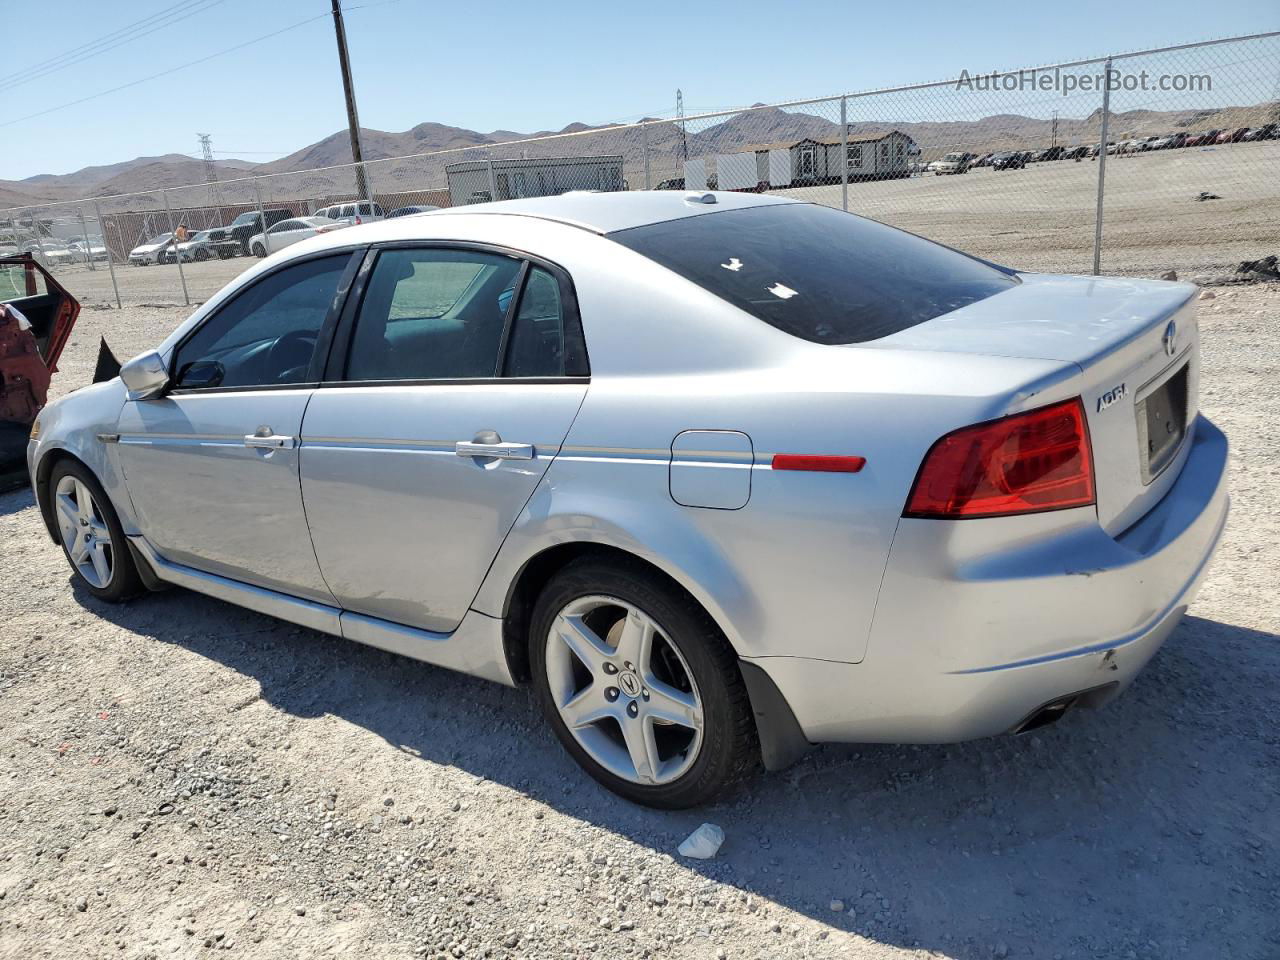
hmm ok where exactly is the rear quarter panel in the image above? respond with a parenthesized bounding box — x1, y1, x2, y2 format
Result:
(474, 346, 1078, 665)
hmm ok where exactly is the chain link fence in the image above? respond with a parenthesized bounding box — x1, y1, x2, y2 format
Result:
(3, 31, 1276, 310)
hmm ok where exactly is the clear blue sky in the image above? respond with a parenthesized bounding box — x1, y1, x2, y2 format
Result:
(3, 0, 1277, 180)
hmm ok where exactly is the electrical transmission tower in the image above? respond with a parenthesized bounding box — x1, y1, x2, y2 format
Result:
(197, 133, 225, 214)
(676, 89, 688, 165)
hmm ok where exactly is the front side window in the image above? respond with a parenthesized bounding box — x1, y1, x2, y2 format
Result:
(172, 254, 350, 389)
(610, 204, 1016, 345)
(345, 248, 523, 381)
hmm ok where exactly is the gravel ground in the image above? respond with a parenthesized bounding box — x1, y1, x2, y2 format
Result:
(1, 286, 1278, 960)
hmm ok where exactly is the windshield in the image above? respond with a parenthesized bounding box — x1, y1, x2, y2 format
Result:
(609, 204, 1017, 346)
(230, 213, 257, 227)
(942, 153, 964, 162)
(146, 233, 171, 245)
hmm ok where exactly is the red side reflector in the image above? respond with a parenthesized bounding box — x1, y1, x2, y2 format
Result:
(772, 454, 866, 473)
(904, 397, 1095, 519)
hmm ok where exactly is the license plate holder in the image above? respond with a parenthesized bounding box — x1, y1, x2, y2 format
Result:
(1136, 362, 1189, 483)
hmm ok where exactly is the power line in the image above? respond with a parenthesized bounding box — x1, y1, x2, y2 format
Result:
(0, 0, 230, 90)
(0, 10, 333, 129)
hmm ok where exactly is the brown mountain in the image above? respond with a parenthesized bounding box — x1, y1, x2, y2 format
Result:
(3, 99, 1275, 211)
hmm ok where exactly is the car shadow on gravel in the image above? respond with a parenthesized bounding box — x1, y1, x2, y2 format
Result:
(0, 487, 36, 516)
(76, 583, 1277, 959)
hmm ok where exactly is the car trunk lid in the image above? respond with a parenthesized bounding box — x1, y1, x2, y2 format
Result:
(871, 273, 1200, 534)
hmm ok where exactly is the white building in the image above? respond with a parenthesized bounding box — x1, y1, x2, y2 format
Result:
(445, 156, 625, 206)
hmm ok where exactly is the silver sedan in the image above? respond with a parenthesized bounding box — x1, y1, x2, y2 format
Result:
(27, 192, 1229, 807)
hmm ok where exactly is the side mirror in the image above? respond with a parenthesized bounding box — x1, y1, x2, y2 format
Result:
(174, 359, 224, 390)
(120, 350, 169, 401)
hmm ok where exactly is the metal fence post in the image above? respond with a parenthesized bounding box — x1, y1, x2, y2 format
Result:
(93, 199, 121, 310)
(840, 96, 849, 213)
(486, 157, 498, 202)
(163, 189, 190, 306)
(27, 210, 47, 261)
(253, 178, 268, 255)
(1092, 57, 1113, 277)
(77, 208, 95, 272)
(642, 121, 651, 190)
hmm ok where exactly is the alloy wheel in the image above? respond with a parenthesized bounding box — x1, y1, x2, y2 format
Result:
(545, 595, 704, 785)
(54, 475, 114, 589)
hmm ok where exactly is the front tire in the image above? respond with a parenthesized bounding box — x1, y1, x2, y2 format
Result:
(252, 243, 266, 258)
(530, 556, 757, 808)
(49, 460, 143, 603)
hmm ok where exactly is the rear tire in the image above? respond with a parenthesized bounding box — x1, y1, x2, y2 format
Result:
(48, 460, 143, 603)
(529, 556, 757, 808)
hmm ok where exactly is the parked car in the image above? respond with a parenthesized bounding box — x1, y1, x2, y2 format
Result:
(1148, 133, 1185, 150)
(1184, 130, 1220, 148)
(128, 233, 174, 266)
(168, 229, 226, 263)
(67, 239, 109, 263)
(990, 151, 1026, 171)
(33, 244, 75, 267)
(1062, 145, 1090, 160)
(26, 191, 1229, 807)
(1035, 146, 1066, 162)
(1242, 123, 1277, 141)
(314, 201, 385, 226)
(211, 210, 294, 258)
(654, 178, 685, 190)
(385, 205, 441, 219)
(933, 152, 974, 175)
(247, 216, 344, 257)
(1217, 127, 1250, 144)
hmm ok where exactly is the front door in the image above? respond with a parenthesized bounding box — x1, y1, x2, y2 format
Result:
(116, 252, 356, 602)
(300, 246, 589, 633)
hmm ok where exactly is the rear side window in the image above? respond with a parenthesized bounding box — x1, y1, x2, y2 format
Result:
(504, 267, 564, 377)
(610, 204, 1016, 344)
(346, 248, 523, 381)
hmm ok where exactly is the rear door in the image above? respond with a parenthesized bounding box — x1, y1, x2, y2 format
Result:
(299, 244, 589, 633)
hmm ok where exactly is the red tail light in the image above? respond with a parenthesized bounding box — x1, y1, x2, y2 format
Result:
(904, 398, 1095, 519)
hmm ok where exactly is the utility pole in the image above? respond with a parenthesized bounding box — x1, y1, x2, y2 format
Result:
(330, 0, 369, 201)
(1050, 111, 1059, 150)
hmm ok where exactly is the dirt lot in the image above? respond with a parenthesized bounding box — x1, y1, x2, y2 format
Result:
(1, 286, 1278, 960)
(783, 139, 1280, 280)
(40, 139, 1280, 310)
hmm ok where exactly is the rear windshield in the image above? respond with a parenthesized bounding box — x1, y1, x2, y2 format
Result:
(609, 204, 1016, 345)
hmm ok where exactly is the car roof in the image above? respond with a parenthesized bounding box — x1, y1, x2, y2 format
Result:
(425, 189, 797, 235)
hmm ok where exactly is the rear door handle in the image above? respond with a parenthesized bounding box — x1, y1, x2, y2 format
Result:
(244, 433, 296, 450)
(455, 440, 534, 460)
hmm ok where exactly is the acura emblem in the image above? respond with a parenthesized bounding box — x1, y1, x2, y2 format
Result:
(1163, 320, 1177, 357)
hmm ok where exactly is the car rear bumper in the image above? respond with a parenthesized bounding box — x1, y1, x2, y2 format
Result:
(748, 414, 1229, 745)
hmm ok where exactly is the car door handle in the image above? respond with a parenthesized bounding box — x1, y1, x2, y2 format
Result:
(244, 433, 296, 450)
(455, 440, 534, 460)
